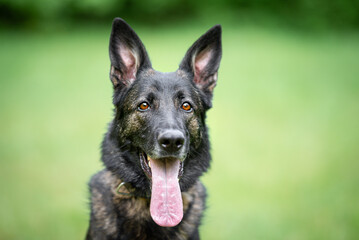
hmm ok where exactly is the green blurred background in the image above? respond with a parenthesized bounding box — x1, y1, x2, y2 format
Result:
(1, 0, 359, 239)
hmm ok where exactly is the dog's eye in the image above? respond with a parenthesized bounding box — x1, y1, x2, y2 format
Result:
(138, 102, 150, 111)
(181, 102, 192, 112)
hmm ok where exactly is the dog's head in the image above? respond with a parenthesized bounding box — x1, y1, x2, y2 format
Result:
(102, 18, 222, 227)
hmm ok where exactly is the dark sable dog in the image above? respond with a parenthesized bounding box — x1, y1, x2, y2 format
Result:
(86, 18, 222, 240)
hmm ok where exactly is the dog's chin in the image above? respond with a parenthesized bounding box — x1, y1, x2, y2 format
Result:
(139, 151, 185, 227)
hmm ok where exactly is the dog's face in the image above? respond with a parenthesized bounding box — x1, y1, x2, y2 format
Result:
(118, 70, 201, 163)
(102, 18, 221, 227)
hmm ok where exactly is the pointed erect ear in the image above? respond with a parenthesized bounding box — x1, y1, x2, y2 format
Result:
(179, 25, 222, 94)
(109, 18, 152, 88)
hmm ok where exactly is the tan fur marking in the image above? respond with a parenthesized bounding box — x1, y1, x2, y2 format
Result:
(188, 117, 202, 148)
(143, 68, 155, 77)
(119, 112, 144, 139)
(91, 188, 117, 235)
(177, 181, 205, 238)
(110, 66, 121, 87)
(124, 198, 151, 220)
(176, 69, 188, 79)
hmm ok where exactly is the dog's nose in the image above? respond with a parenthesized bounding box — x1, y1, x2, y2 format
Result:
(158, 130, 185, 153)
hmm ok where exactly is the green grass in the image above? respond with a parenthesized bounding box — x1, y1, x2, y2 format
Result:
(0, 24, 359, 239)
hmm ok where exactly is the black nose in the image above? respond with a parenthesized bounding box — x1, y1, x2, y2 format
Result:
(158, 130, 185, 153)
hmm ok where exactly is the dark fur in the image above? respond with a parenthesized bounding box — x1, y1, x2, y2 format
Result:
(87, 18, 222, 240)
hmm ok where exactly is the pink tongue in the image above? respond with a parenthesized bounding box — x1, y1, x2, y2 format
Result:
(150, 158, 183, 227)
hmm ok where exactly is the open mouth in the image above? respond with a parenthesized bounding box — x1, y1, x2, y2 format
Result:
(139, 152, 184, 180)
(139, 152, 184, 227)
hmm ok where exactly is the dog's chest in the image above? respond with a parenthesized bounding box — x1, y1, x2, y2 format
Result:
(109, 185, 203, 239)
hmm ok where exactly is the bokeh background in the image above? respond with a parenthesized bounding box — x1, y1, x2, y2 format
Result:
(1, 0, 359, 239)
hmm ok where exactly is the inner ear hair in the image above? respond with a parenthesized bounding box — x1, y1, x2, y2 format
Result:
(110, 45, 140, 87)
(192, 46, 213, 84)
(119, 44, 140, 81)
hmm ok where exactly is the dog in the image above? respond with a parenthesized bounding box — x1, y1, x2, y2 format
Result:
(86, 18, 222, 240)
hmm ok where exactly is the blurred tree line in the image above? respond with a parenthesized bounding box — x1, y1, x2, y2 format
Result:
(0, 0, 358, 29)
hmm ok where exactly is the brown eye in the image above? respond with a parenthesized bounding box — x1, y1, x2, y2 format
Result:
(138, 102, 150, 111)
(181, 102, 192, 112)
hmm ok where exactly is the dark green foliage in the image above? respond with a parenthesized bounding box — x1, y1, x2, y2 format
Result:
(0, 0, 358, 29)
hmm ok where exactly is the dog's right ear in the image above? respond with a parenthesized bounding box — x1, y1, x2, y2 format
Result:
(109, 18, 151, 89)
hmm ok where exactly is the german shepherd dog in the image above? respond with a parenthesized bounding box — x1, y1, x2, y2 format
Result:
(86, 18, 222, 240)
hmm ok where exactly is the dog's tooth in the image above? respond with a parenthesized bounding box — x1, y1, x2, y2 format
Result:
(148, 160, 151, 168)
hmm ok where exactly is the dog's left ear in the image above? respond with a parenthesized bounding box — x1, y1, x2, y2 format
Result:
(179, 25, 222, 94)
(109, 18, 152, 89)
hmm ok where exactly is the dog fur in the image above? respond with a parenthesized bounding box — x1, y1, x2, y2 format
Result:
(86, 18, 222, 240)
